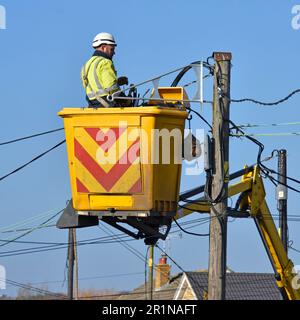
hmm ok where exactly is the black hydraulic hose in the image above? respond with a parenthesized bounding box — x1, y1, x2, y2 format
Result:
(170, 61, 200, 87)
(170, 60, 214, 87)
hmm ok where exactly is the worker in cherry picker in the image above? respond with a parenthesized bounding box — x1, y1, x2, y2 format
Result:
(81, 32, 131, 108)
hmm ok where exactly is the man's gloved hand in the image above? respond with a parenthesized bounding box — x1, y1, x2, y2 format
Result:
(117, 76, 129, 86)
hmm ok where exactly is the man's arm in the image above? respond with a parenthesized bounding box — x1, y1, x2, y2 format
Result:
(98, 59, 120, 94)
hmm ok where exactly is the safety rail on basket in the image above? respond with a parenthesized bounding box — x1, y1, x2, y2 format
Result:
(107, 61, 212, 106)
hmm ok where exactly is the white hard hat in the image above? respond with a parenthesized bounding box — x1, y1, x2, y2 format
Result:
(92, 32, 117, 48)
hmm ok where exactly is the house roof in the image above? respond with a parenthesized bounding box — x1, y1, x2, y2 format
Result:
(181, 272, 282, 300)
(118, 271, 282, 300)
(117, 273, 183, 300)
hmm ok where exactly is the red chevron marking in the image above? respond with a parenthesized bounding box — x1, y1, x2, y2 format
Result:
(128, 178, 142, 193)
(74, 138, 140, 192)
(76, 178, 90, 193)
(85, 127, 126, 152)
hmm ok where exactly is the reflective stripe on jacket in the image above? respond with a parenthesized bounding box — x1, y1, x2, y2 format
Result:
(81, 52, 120, 101)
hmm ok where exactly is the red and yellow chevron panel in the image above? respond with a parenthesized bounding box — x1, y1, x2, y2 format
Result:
(73, 127, 142, 194)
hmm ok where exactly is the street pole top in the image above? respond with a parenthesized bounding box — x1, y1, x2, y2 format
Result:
(213, 52, 232, 62)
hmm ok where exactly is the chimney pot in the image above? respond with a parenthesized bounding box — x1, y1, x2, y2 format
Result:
(159, 256, 167, 265)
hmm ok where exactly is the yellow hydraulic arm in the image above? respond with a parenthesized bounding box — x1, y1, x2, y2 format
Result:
(176, 166, 300, 300)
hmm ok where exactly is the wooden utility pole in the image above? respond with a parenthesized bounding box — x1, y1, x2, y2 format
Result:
(73, 228, 79, 300)
(278, 149, 288, 252)
(208, 52, 231, 300)
(68, 228, 74, 300)
(147, 245, 154, 300)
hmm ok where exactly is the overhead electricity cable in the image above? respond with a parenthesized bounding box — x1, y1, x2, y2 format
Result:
(0, 209, 64, 248)
(29, 272, 144, 286)
(289, 246, 300, 254)
(0, 238, 136, 258)
(231, 132, 300, 137)
(231, 120, 300, 193)
(1, 211, 56, 231)
(98, 224, 145, 262)
(0, 233, 129, 246)
(237, 121, 300, 129)
(0, 128, 64, 146)
(3, 213, 299, 258)
(186, 107, 212, 130)
(228, 119, 279, 188)
(230, 88, 300, 106)
(0, 139, 66, 182)
(173, 217, 209, 237)
(0, 220, 224, 257)
(183, 74, 212, 88)
(249, 163, 300, 186)
(0, 216, 210, 249)
(155, 245, 206, 293)
(0, 207, 63, 233)
(155, 244, 186, 273)
(0, 234, 137, 258)
(260, 167, 300, 194)
(97, 225, 186, 290)
(99, 224, 188, 276)
(216, 66, 300, 194)
(0, 224, 55, 234)
(3, 278, 66, 299)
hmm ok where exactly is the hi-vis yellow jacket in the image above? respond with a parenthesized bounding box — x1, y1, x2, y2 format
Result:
(81, 51, 120, 102)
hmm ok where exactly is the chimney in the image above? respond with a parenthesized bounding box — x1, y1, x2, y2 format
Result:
(154, 255, 170, 289)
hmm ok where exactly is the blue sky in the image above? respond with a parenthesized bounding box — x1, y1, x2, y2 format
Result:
(0, 0, 300, 297)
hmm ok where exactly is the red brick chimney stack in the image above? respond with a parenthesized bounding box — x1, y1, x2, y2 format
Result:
(155, 254, 170, 289)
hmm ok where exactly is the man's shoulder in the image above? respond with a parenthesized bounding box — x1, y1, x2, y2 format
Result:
(85, 55, 111, 67)
(96, 57, 114, 68)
